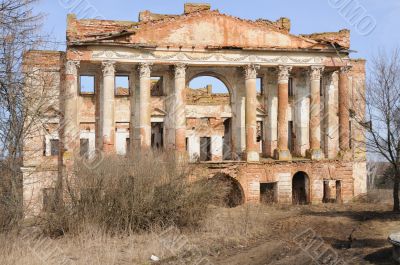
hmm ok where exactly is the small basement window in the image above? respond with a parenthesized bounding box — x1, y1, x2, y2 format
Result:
(115, 75, 130, 96)
(80, 75, 95, 95)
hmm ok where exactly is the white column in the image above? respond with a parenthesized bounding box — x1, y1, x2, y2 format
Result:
(265, 68, 278, 158)
(137, 63, 152, 149)
(101, 61, 116, 152)
(63, 60, 80, 158)
(174, 64, 187, 154)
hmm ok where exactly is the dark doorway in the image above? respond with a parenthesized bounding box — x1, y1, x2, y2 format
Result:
(336, 180, 342, 203)
(292, 172, 310, 205)
(151, 122, 163, 149)
(200, 137, 211, 161)
(323, 180, 331, 203)
(223, 118, 232, 160)
(260, 183, 277, 204)
(209, 173, 244, 208)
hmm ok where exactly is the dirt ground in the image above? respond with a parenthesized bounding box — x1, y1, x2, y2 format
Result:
(206, 203, 400, 265)
(1, 199, 399, 265)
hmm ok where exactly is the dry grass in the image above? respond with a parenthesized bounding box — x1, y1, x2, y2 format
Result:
(41, 152, 225, 235)
(0, 204, 296, 265)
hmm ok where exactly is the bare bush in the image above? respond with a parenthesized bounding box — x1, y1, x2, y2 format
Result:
(42, 152, 225, 235)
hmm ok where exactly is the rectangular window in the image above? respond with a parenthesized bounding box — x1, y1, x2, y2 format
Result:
(288, 121, 294, 152)
(126, 138, 130, 154)
(80, 138, 89, 159)
(79, 75, 95, 95)
(200, 137, 211, 161)
(50, 139, 59, 156)
(288, 77, 294, 97)
(151, 122, 164, 149)
(256, 77, 263, 95)
(115, 75, 130, 96)
(320, 78, 324, 97)
(151, 76, 163, 96)
(349, 121, 352, 149)
(260, 183, 278, 204)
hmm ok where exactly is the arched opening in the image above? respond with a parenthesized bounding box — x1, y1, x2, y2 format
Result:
(292, 171, 310, 205)
(209, 173, 244, 208)
(187, 75, 232, 161)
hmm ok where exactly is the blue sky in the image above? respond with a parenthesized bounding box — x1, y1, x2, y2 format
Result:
(35, 0, 400, 92)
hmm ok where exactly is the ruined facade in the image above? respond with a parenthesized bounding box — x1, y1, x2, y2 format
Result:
(22, 4, 367, 214)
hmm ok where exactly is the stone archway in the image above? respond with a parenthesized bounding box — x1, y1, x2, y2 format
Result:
(292, 171, 310, 205)
(209, 173, 245, 208)
(187, 72, 235, 160)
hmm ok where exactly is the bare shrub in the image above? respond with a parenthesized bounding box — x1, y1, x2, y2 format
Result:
(43, 151, 224, 235)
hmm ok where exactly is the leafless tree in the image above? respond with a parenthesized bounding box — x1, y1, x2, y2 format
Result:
(357, 48, 400, 212)
(0, 0, 52, 227)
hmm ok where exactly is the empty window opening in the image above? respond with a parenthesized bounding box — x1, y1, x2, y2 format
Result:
(323, 180, 332, 203)
(200, 137, 211, 161)
(50, 139, 59, 156)
(260, 183, 277, 204)
(151, 76, 163, 96)
(336, 180, 342, 203)
(151, 122, 164, 149)
(223, 118, 232, 160)
(288, 77, 294, 97)
(288, 121, 294, 153)
(80, 138, 89, 159)
(42, 188, 56, 213)
(257, 121, 263, 154)
(209, 173, 244, 208)
(349, 120, 352, 149)
(79, 75, 95, 95)
(320, 78, 324, 97)
(292, 172, 310, 205)
(256, 77, 263, 95)
(115, 75, 129, 96)
(126, 138, 130, 154)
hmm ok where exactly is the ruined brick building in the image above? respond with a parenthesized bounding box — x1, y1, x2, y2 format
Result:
(22, 3, 367, 214)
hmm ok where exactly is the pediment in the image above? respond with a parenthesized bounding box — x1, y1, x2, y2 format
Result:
(68, 11, 339, 51)
(152, 107, 167, 116)
(130, 12, 324, 50)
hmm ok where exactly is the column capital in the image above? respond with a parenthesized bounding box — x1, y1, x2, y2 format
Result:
(339, 65, 352, 74)
(138, 62, 152, 78)
(174, 63, 187, 79)
(102, 61, 116, 76)
(244, 64, 260, 80)
(309, 65, 325, 81)
(65, 60, 80, 75)
(278, 65, 292, 83)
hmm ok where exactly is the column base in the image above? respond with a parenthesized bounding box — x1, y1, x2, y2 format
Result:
(338, 149, 352, 161)
(306, 149, 324, 160)
(246, 151, 259, 162)
(274, 149, 292, 161)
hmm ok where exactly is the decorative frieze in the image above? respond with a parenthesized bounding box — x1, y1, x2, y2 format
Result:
(92, 50, 325, 66)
